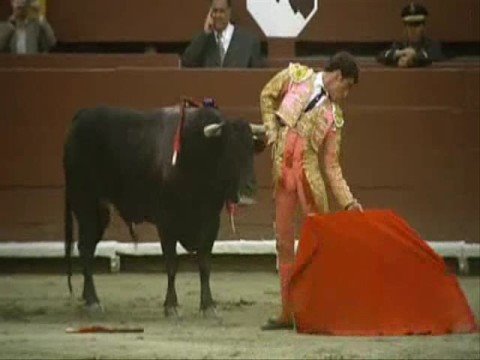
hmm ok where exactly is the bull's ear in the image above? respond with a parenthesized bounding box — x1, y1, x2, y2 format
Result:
(203, 123, 224, 137)
(249, 124, 266, 135)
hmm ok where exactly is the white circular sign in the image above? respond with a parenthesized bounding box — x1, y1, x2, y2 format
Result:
(247, 0, 318, 38)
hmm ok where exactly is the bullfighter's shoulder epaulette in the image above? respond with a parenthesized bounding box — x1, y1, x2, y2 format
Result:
(288, 63, 314, 84)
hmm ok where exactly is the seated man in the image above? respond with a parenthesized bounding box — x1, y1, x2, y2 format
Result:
(181, 0, 264, 68)
(0, 0, 56, 54)
(377, 2, 444, 67)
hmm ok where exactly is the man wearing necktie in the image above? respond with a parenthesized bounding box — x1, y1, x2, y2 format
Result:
(260, 52, 363, 330)
(182, 0, 263, 68)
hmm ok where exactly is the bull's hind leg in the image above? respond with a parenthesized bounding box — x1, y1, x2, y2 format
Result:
(77, 202, 110, 313)
(158, 229, 180, 318)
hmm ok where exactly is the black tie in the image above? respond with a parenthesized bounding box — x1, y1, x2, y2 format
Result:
(304, 88, 326, 112)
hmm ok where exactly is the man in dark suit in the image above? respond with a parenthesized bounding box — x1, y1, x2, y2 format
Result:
(377, 2, 444, 67)
(181, 0, 264, 68)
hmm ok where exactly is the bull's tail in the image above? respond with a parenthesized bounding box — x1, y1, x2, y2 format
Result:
(128, 222, 139, 251)
(64, 187, 74, 296)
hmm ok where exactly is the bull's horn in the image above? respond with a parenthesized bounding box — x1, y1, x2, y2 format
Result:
(250, 124, 266, 134)
(203, 123, 223, 137)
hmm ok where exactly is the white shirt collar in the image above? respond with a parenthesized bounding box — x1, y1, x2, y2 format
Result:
(315, 72, 326, 94)
(308, 71, 329, 105)
(214, 23, 234, 52)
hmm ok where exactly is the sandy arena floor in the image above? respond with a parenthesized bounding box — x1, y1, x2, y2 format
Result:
(0, 272, 478, 359)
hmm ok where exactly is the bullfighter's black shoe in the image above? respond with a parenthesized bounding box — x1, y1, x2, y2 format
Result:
(260, 317, 294, 331)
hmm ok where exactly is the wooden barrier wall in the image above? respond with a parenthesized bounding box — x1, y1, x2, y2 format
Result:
(0, 54, 180, 69)
(0, 65, 478, 243)
(41, 0, 479, 43)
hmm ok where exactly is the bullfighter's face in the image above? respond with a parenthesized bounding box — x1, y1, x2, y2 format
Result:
(210, 0, 231, 33)
(328, 71, 355, 103)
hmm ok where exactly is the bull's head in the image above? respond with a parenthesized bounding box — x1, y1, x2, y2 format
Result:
(202, 121, 266, 234)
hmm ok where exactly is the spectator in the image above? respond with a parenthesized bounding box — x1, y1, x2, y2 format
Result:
(0, 0, 56, 54)
(181, 0, 264, 68)
(377, 2, 444, 67)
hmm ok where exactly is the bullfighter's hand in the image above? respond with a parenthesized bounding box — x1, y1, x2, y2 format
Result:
(347, 202, 363, 212)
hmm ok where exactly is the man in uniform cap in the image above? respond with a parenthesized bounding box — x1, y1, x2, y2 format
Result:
(377, 2, 444, 67)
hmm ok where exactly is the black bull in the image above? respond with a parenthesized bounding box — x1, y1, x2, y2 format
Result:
(63, 106, 265, 315)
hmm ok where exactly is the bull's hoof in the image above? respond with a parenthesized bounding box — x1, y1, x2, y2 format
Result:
(84, 302, 104, 316)
(201, 306, 222, 322)
(164, 306, 181, 319)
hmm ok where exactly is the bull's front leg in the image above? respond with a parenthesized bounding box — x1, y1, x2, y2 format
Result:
(198, 248, 215, 313)
(159, 235, 179, 318)
(197, 216, 219, 318)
